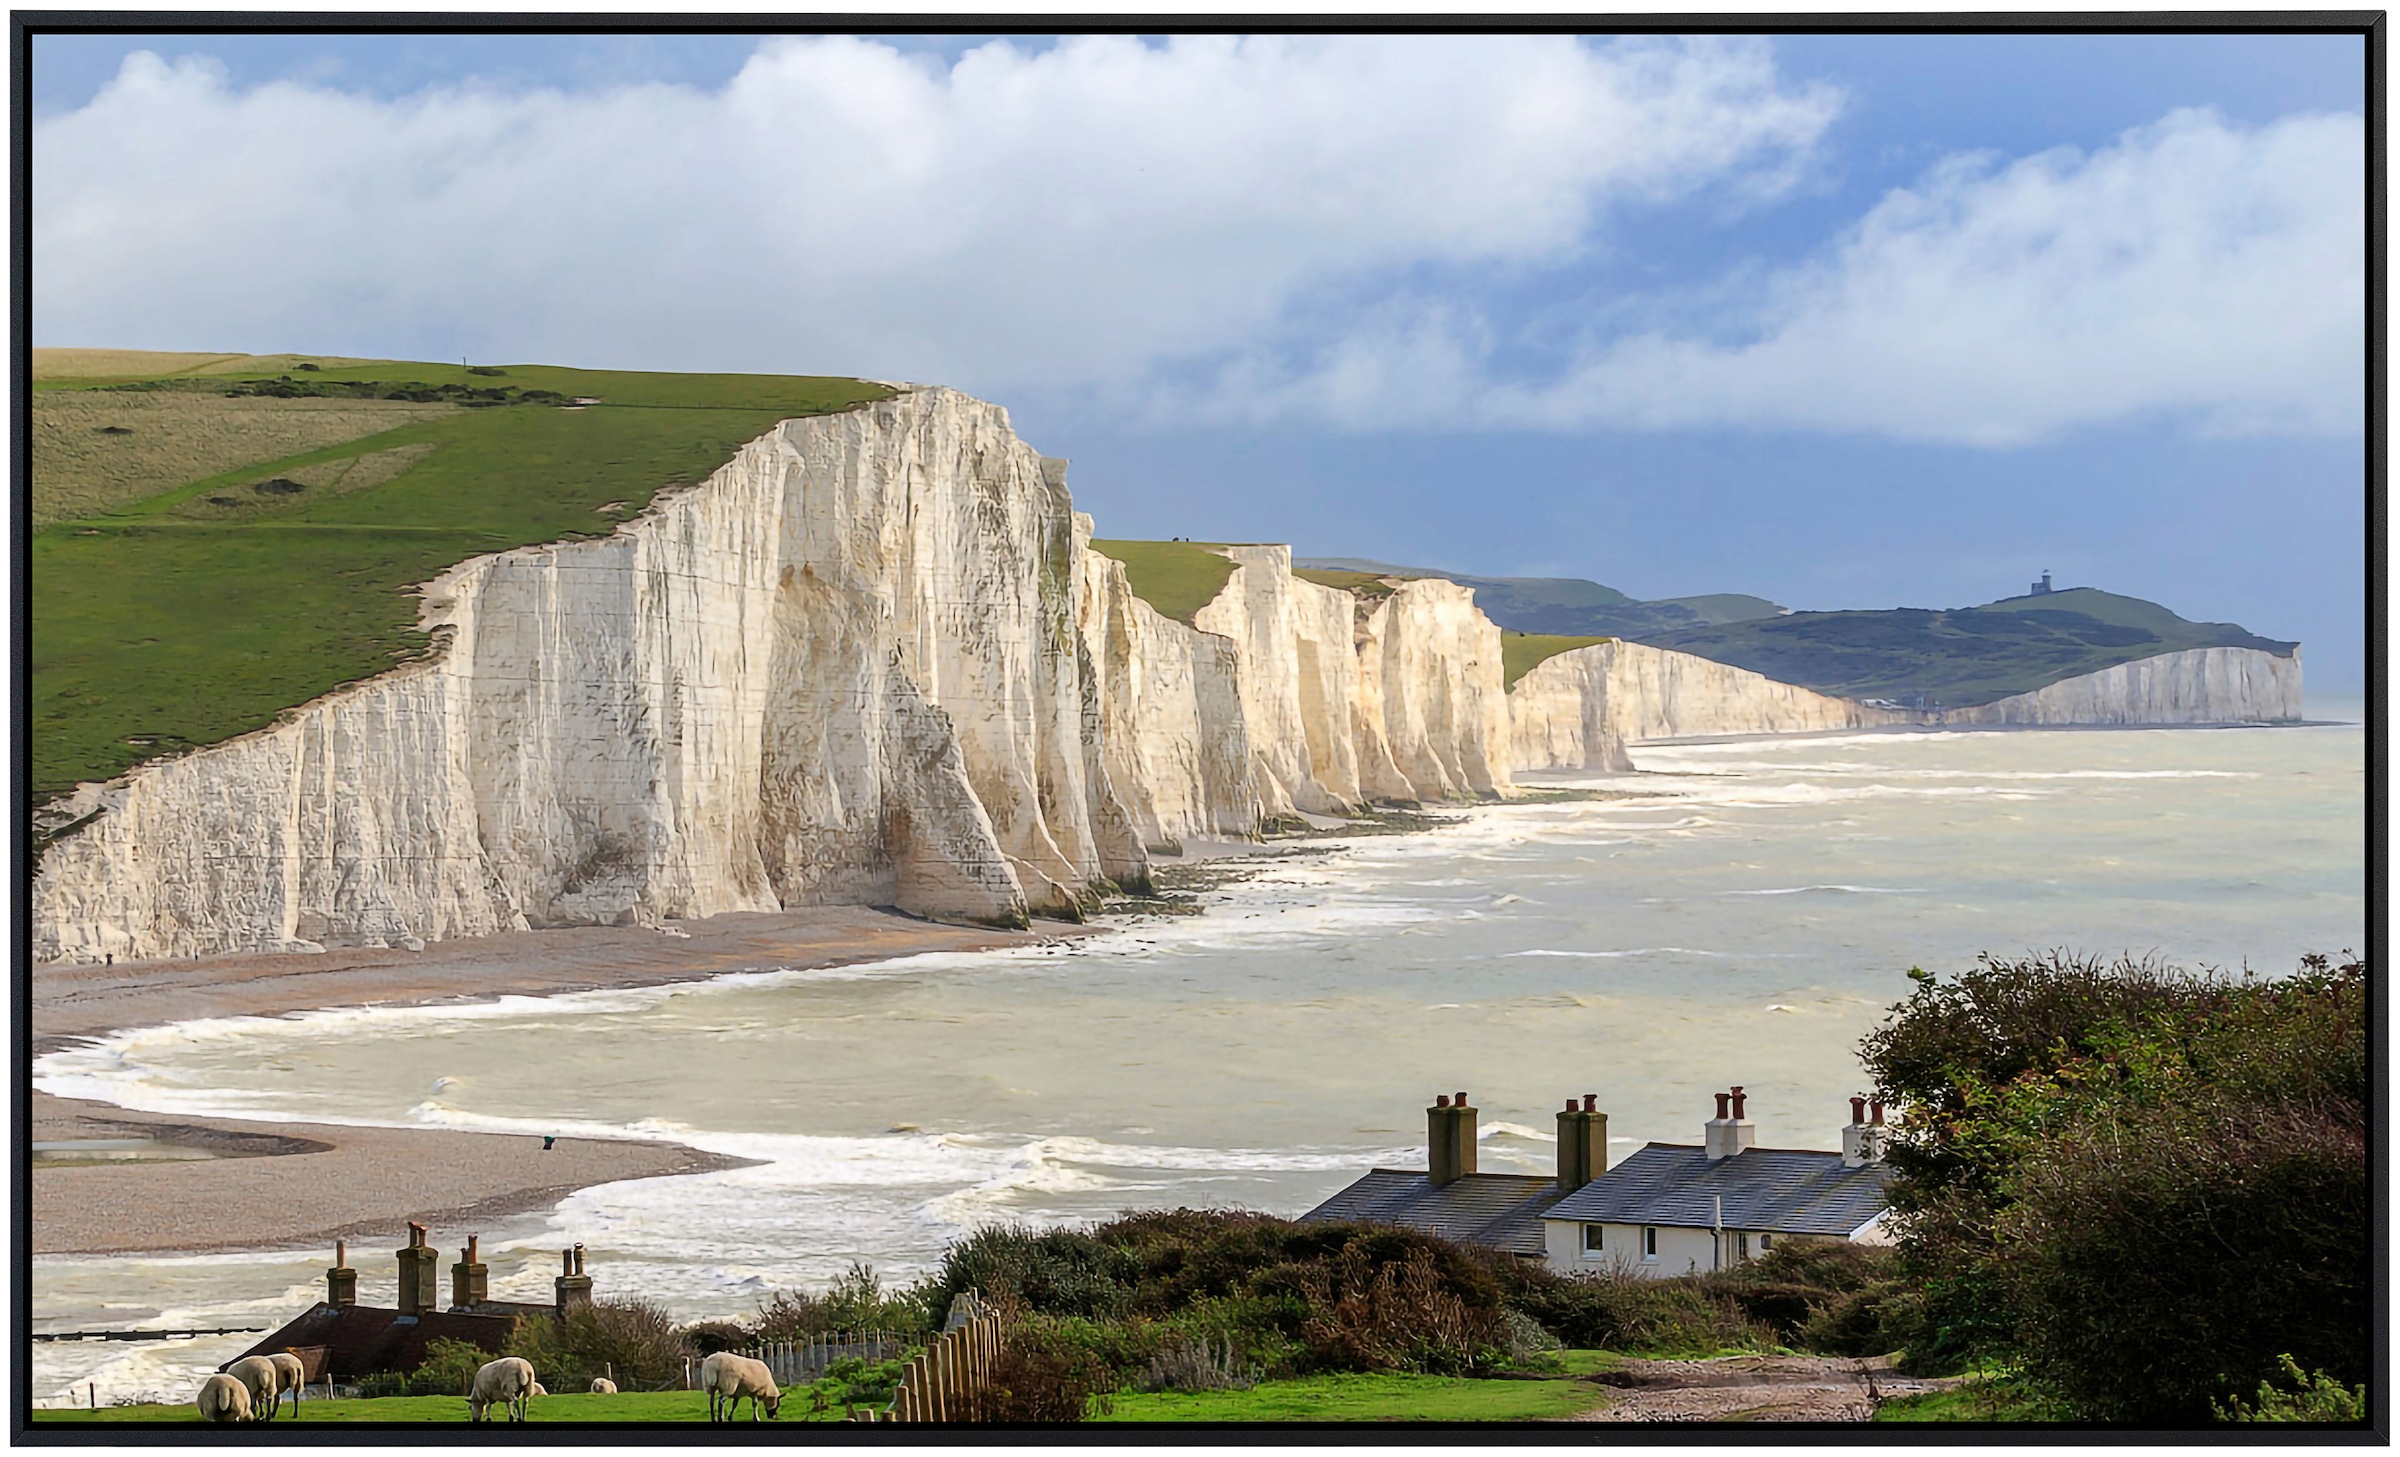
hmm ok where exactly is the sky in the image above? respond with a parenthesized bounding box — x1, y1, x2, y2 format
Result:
(31, 28, 2370, 689)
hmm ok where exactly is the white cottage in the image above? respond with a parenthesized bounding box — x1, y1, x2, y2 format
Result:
(1540, 1089, 1894, 1278)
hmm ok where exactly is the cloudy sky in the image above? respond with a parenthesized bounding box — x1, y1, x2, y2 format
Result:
(34, 29, 2368, 689)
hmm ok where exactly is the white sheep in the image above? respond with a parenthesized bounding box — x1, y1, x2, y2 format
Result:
(197, 1373, 252, 1425)
(588, 1378, 618, 1395)
(224, 1356, 282, 1423)
(700, 1352, 781, 1422)
(267, 1352, 306, 1416)
(468, 1357, 537, 1423)
(530, 1382, 548, 1398)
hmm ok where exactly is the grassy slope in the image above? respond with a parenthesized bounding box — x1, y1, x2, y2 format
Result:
(1097, 1371, 1614, 1422)
(1502, 630, 1612, 689)
(1293, 566, 1397, 600)
(34, 359, 890, 802)
(1636, 595, 2297, 709)
(1088, 539, 1241, 625)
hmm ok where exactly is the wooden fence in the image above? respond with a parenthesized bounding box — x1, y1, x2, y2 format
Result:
(729, 1331, 908, 1389)
(848, 1295, 1004, 1423)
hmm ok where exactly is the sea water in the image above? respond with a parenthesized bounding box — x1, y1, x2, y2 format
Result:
(31, 712, 2367, 1403)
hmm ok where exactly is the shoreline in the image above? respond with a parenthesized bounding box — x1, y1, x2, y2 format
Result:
(30, 905, 1093, 1259)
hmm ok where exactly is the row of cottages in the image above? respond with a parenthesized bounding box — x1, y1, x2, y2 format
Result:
(225, 1224, 597, 1384)
(1301, 1087, 1894, 1276)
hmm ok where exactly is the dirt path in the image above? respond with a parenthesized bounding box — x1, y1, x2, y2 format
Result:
(1568, 1354, 1961, 1423)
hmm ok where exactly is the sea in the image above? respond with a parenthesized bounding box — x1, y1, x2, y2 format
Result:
(29, 706, 2368, 1404)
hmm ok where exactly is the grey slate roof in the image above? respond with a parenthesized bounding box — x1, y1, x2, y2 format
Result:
(1546, 1143, 1892, 1237)
(1299, 1169, 1565, 1255)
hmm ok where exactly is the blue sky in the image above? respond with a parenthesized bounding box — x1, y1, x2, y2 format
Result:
(33, 30, 2369, 688)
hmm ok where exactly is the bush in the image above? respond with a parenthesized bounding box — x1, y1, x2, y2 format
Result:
(919, 1226, 1138, 1321)
(1862, 951, 2368, 1420)
(1136, 1334, 1257, 1393)
(987, 1321, 1119, 1422)
(404, 1337, 492, 1397)
(753, 1262, 931, 1340)
(2213, 1355, 2368, 1424)
(679, 1320, 749, 1357)
(505, 1299, 692, 1391)
(822, 1355, 908, 1410)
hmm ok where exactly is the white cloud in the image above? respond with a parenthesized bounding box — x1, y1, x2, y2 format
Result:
(33, 34, 1836, 391)
(1476, 106, 2367, 444)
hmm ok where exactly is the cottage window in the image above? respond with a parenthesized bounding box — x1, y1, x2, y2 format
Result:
(1641, 1226, 1657, 1260)
(1735, 1232, 1750, 1260)
(1582, 1224, 1605, 1255)
(1759, 1234, 1773, 1250)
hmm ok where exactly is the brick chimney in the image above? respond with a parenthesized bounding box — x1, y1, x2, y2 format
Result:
(450, 1234, 490, 1311)
(326, 1239, 357, 1308)
(1427, 1091, 1477, 1186)
(1555, 1093, 1609, 1192)
(1705, 1087, 1758, 1161)
(555, 1243, 593, 1314)
(395, 1223, 439, 1315)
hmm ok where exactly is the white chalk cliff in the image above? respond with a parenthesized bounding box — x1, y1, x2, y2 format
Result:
(1936, 646, 2303, 726)
(29, 389, 2305, 964)
(1507, 639, 1903, 772)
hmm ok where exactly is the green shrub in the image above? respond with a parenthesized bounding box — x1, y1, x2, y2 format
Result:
(754, 1262, 932, 1339)
(822, 1355, 909, 1410)
(1862, 951, 2368, 1421)
(2213, 1355, 2368, 1424)
(403, 1337, 491, 1397)
(505, 1299, 691, 1391)
(987, 1321, 1120, 1422)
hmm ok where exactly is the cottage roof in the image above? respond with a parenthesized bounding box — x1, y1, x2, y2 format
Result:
(225, 1303, 522, 1381)
(1545, 1143, 1892, 1236)
(1299, 1169, 1566, 1255)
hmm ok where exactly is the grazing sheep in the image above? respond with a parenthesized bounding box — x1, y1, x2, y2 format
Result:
(588, 1378, 617, 1395)
(197, 1373, 252, 1425)
(468, 1357, 537, 1423)
(530, 1382, 548, 1398)
(224, 1356, 282, 1423)
(266, 1353, 306, 1416)
(700, 1352, 781, 1423)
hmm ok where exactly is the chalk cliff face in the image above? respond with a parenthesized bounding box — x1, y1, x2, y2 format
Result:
(1076, 528, 1262, 850)
(1508, 639, 1899, 771)
(1356, 580, 1512, 799)
(29, 387, 2308, 965)
(1191, 546, 1366, 817)
(35, 390, 1136, 962)
(1939, 646, 2303, 726)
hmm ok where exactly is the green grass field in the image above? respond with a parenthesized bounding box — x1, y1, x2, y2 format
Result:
(1872, 1373, 2056, 1422)
(1502, 630, 1612, 689)
(1095, 1371, 1614, 1422)
(33, 358, 890, 803)
(1088, 539, 1241, 624)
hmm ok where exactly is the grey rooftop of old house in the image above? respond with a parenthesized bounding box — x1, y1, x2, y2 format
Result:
(1546, 1142, 1893, 1236)
(1300, 1170, 1565, 1256)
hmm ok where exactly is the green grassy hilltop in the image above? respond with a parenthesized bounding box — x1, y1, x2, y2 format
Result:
(32, 351, 889, 805)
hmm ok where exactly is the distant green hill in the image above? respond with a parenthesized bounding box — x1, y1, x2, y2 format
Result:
(1291, 559, 1783, 637)
(1638, 588, 2297, 708)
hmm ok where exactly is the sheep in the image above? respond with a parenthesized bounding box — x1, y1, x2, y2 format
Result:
(468, 1357, 537, 1423)
(197, 1373, 252, 1425)
(267, 1352, 306, 1416)
(224, 1356, 283, 1423)
(531, 1382, 548, 1398)
(700, 1352, 781, 1423)
(588, 1378, 618, 1395)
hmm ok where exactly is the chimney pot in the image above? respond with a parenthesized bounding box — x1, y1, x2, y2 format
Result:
(335, 1240, 346, 1267)
(1730, 1086, 1747, 1120)
(1455, 1091, 1468, 1106)
(1583, 1094, 1597, 1113)
(1714, 1091, 1731, 1119)
(1850, 1096, 1867, 1124)
(1565, 1099, 1579, 1113)
(1870, 1099, 1886, 1126)
(1435, 1094, 1450, 1108)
